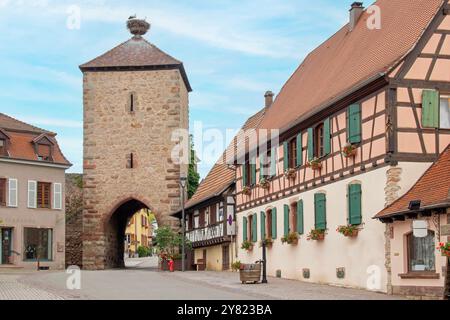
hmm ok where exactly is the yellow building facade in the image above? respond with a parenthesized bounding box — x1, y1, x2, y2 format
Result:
(124, 209, 154, 257)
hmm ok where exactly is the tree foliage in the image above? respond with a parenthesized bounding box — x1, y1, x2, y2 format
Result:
(187, 134, 200, 199)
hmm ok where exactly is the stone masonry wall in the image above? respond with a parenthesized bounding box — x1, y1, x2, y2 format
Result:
(65, 174, 83, 268)
(82, 69, 189, 269)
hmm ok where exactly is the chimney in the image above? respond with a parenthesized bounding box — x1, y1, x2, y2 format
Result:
(349, 2, 364, 32)
(264, 91, 274, 108)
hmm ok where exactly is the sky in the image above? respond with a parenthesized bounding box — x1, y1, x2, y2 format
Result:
(0, 0, 350, 178)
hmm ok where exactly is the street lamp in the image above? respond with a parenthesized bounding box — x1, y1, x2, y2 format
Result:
(179, 173, 187, 272)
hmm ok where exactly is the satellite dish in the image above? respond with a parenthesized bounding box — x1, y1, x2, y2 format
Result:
(412, 220, 428, 238)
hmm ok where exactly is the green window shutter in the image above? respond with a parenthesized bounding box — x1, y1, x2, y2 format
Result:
(307, 127, 314, 161)
(283, 141, 289, 171)
(348, 184, 362, 225)
(314, 193, 327, 230)
(296, 133, 302, 167)
(296, 200, 304, 235)
(242, 216, 247, 241)
(260, 211, 266, 240)
(422, 90, 439, 128)
(284, 204, 289, 236)
(259, 154, 265, 180)
(252, 214, 258, 242)
(271, 207, 277, 239)
(347, 104, 362, 143)
(323, 118, 331, 155)
(251, 157, 257, 185)
(270, 147, 277, 177)
(242, 164, 247, 187)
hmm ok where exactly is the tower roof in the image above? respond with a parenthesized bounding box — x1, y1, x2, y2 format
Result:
(79, 19, 192, 92)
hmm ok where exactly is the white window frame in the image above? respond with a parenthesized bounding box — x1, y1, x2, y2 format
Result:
(8, 178, 18, 207)
(53, 183, 62, 210)
(439, 94, 450, 129)
(28, 180, 37, 209)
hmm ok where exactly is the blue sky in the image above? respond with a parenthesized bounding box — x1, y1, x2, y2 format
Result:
(0, 0, 350, 178)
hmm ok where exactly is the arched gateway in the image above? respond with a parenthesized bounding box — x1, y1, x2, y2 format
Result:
(80, 18, 191, 269)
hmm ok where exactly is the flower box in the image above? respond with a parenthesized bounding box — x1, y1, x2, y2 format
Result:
(437, 242, 450, 257)
(342, 143, 358, 158)
(284, 168, 297, 180)
(306, 158, 322, 170)
(307, 229, 325, 241)
(242, 186, 252, 196)
(241, 240, 254, 252)
(281, 232, 299, 245)
(259, 179, 270, 190)
(337, 225, 360, 238)
(259, 238, 273, 248)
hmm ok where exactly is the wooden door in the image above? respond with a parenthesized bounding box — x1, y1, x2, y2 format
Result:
(1, 228, 12, 264)
(222, 245, 230, 270)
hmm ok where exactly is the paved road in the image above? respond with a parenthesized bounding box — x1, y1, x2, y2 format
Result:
(0, 257, 403, 300)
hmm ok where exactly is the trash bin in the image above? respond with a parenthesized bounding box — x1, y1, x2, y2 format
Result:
(239, 263, 262, 284)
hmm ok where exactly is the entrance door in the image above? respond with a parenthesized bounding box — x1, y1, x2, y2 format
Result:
(1, 228, 12, 264)
(222, 245, 230, 270)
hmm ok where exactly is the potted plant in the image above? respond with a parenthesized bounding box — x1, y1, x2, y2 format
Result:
(306, 157, 322, 170)
(284, 168, 297, 179)
(241, 240, 254, 252)
(242, 186, 252, 196)
(336, 225, 360, 237)
(259, 178, 270, 190)
(259, 237, 273, 248)
(437, 242, 450, 257)
(281, 232, 299, 245)
(231, 261, 242, 272)
(342, 143, 357, 158)
(307, 229, 325, 241)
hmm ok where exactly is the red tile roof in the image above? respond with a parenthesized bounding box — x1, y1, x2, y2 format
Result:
(375, 145, 450, 219)
(0, 113, 71, 166)
(258, 0, 445, 131)
(79, 36, 192, 91)
(183, 108, 266, 211)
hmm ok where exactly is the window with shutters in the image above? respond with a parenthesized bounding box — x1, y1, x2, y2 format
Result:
(0, 178, 6, 206)
(314, 193, 327, 230)
(248, 214, 253, 242)
(37, 182, 51, 209)
(243, 160, 252, 187)
(347, 104, 362, 144)
(315, 124, 325, 158)
(440, 94, 450, 129)
(266, 209, 272, 239)
(290, 202, 298, 234)
(37, 143, 52, 161)
(288, 138, 297, 169)
(348, 183, 362, 225)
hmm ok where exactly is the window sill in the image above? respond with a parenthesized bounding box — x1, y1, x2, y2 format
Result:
(398, 272, 440, 279)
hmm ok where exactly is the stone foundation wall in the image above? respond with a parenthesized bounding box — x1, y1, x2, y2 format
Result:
(65, 174, 83, 268)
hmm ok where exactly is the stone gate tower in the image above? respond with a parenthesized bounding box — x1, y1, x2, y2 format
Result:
(80, 18, 191, 269)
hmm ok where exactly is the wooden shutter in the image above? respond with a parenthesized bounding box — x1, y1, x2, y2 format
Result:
(242, 164, 247, 187)
(307, 128, 314, 161)
(296, 133, 302, 167)
(28, 180, 37, 208)
(270, 147, 277, 177)
(259, 154, 265, 180)
(251, 157, 257, 185)
(323, 118, 331, 155)
(53, 183, 62, 210)
(283, 141, 289, 171)
(348, 184, 362, 225)
(314, 193, 327, 230)
(271, 207, 277, 239)
(297, 200, 304, 234)
(422, 90, 439, 128)
(8, 178, 17, 207)
(0, 178, 6, 206)
(347, 104, 362, 143)
(242, 216, 247, 241)
(260, 211, 266, 240)
(252, 213, 257, 242)
(284, 205, 289, 236)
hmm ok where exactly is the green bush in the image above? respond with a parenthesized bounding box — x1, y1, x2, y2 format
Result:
(137, 246, 151, 257)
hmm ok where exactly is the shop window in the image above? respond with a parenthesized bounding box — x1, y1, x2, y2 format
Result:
(23, 228, 53, 261)
(407, 230, 436, 272)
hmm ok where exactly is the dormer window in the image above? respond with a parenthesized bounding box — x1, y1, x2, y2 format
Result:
(0, 128, 10, 157)
(0, 139, 5, 156)
(32, 134, 54, 162)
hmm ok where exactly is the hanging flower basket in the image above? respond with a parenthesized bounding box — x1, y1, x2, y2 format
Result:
(241, 240, 254, 252)
(306, 158, 322, 170)
(342, 143, 357, 158)
(259, 238, 273, 248)
(337, 225, 360, 238)
(307, 229, 325, 241)
(437, 242, 450, 257)
(242, 186, 252, 196)
(259, 178, 270, 190)
(284, 168, 297, 179)
(281, 232, 299, 245)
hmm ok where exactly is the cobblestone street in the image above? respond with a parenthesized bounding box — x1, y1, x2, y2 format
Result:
(0, 258, 404, 300)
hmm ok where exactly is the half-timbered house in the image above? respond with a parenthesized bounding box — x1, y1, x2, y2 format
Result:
(235, 0, 450, 296)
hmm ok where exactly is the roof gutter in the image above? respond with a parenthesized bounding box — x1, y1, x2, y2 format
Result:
(374, 202, 450, 221)
(0, 157, 72, 169)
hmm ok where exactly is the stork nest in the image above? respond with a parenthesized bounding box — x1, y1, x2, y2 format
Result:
(127, 18, 150, 37)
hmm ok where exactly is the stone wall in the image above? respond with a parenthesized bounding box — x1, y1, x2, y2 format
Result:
(65, 174, 83, 268)
(82, 69, 189, 269)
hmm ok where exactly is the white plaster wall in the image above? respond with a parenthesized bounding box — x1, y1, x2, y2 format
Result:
(236, 162, 433, 292)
